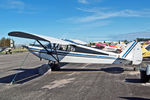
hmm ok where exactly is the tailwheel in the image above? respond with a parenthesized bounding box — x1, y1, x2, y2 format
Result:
(48, 61, 60, 71)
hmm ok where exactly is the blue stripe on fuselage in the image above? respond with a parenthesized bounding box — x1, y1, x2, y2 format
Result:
(28, 47, 117, 59)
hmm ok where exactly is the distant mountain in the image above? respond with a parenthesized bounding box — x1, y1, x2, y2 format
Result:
(111, 32, 150, 41)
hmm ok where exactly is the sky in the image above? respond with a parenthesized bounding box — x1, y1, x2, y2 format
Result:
(0, 0, 150, 43)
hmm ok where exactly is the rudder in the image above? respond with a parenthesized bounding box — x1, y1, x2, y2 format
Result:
(120, 41, 142, 65)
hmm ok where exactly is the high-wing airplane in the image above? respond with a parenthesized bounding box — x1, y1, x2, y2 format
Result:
(0, 39, 14, 54)
(0, 47, 7, 52)
(0, 47, 13, 54)
(8, 31, 143, 71)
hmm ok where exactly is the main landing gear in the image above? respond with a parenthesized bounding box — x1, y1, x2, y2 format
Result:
(48, 61, 60, 71)
(36, 40, 60, 71)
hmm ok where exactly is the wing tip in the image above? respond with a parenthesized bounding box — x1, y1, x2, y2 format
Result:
(8, 31, 22, 36)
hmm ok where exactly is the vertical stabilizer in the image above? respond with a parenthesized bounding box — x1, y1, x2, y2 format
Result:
(120, 41, 142, 65)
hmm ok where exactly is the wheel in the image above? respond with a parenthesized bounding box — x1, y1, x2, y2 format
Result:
(51, 64, 60, 71)
(48, 61, 60, 71)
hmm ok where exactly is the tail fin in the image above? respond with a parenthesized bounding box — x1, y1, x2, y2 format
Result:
(120, 41, 143, 65)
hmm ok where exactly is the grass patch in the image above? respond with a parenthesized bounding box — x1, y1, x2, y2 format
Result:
(0, 48, 28, 54)
(12, 49, 28, 53)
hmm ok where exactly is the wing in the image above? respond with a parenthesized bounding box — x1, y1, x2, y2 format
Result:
(8, 31, 71, 45)
(64, 39, 87, 45)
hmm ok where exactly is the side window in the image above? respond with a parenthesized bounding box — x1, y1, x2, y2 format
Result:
(45, 44, 75, 52)
(70, 46, 75, 52)
(58, 45, 75, 52)
(67, 45, 75, 52)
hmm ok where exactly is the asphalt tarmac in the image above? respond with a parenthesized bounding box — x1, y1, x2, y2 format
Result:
(0, 52, 150, 100)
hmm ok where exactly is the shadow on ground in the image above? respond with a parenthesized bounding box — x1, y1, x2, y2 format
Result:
(0, 67, 40, 84)
(120, 97, 150, 100)
(0, 63, 67, 84)
(60, 67, 124, 74)
(125, 78, 141, 83)
(0, 64, 124, 84)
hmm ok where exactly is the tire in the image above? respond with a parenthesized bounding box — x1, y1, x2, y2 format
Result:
(51, 63, 60, 71)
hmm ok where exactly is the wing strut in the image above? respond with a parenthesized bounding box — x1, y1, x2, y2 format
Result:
(53, 44, 59, 63)
(36, 40, 59, 63)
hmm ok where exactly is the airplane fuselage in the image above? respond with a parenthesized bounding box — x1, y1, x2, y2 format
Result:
(25, 46, 130, 64)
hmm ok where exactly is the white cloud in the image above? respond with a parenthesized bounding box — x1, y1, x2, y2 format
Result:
(111, 31, 150, 40)
(86, 37, 111, 41)
(0, 0, 25, 10)
(71, 21, 111, 30)
(77, 0, 103, 4)
(0, 0, 37, 14)
(66, 8, 150, 23)
(78, 0, 88, 4)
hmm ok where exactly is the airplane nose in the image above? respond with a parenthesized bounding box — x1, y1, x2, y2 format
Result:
(22, 45, 29, 49)
(22, 45, 41, 58)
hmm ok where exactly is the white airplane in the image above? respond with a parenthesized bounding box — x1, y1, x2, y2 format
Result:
(0, 39, 14, 53)
(0, 47, 13, 54)
(0, 47, 7, 52)
(8, 31, 143, 70)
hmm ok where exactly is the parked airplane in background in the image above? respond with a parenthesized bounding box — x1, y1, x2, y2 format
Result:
(0, 47, 7, 52)
(142, 44, 150, 60)
(95, 42, 126, 53)
(0, 39, 14, 54)
(8, 31, 143, 70)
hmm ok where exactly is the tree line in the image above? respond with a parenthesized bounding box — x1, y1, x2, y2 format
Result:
(0, 37, 11, 47)
(136, 38, 150, 42)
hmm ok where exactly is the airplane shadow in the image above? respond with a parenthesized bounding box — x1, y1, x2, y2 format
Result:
(0, 63, 68, 84)
(101, 67, 124, 74)
(0, 64, 123, 84)
(0, 67, 40, 84)
(60, 67, 124, 74)
(120, 97, 150, 100)
(125, 78, 141, 83)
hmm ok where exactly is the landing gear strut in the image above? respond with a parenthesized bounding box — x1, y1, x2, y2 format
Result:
(48, 61, 60, 71)
(36, 40, 60, 71)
